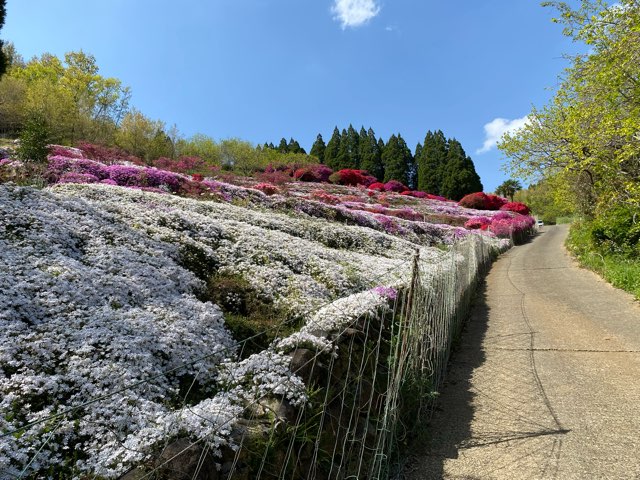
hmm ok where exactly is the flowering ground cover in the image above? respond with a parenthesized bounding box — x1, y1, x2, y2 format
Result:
(0, 146, 528, 477)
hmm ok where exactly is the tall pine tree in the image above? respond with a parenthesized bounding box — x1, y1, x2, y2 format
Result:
(346, 124, 360, 169)
(382, 134, 413, 185)
(324, 127, 342, 170)
(335, 128, 352, 170)
(310, 133, 326, 163)
(0, 0, 6, 78)
(440, 139, 483, 200)
(359, 127, 384, 180)
(417, 130, 448, 194)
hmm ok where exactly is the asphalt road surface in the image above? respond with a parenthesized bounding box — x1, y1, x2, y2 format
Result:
(403, 225, 640, 479)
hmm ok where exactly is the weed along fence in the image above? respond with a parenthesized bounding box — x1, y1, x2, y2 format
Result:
(106, 235, 497, 480)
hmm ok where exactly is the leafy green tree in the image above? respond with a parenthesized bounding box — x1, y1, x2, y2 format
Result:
(495, 179, 523, 200)
(500, 0, 640, 217)
(324, 127, 341, 169)
(310, 133, 326, 163)
(115, 109, 166, 161)
(17, 114, 50, 163)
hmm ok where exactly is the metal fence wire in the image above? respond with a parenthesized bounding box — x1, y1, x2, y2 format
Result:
(4, 234, 498, 480)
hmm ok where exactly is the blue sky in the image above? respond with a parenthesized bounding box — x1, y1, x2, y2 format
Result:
(3, 0, 581, 191)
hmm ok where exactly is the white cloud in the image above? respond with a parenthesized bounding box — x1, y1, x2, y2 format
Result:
(331, 0, 381, 29)
(477, 116, 529, 154)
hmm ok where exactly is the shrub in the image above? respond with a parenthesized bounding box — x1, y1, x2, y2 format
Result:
(464, 216, 492, 230)
(500, 201, 530, 215)
(459, 192, 507, 210)
(252, 183, 279, 195)
(330, 169, 377, 187)
(293, 164, 333, 183)
(486, 194, 508, 210)
(383, 180, 408, 193)
(17, 116, 50, 164)
(77, 142, 144, 166)
(367, 182, 386, 192)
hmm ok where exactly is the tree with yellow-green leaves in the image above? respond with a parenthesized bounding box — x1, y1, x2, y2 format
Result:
(500, 0, 640, 218)
(0, 50, 130, 144)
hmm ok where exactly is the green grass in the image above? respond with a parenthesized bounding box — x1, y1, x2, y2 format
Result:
(566, 221, 640, 299)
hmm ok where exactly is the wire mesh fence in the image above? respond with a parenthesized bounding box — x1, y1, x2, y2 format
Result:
(2, 234, 500, 480)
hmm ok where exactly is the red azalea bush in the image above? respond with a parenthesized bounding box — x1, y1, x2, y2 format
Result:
(399, 190, 412, 196)
(383, 180, 408, 193)
(293, 164, 333, 183)
(501, 201, 531, 216)
(486, 194, 508, 210)
(459, 192, 508, 210)
(329, 169, 378, 187)
(367, 182, 386, 192)
(252, 183, 279, 195)
(258, 170, 294, 185)
(464, 216, 492, 230)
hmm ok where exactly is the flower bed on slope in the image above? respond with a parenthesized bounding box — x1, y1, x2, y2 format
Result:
(3, 183, 502, 477)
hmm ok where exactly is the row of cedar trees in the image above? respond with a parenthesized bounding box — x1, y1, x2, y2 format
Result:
(264, 125, 483, 201)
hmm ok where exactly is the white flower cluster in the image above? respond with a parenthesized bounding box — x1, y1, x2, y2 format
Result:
(0, 181, 507, 477)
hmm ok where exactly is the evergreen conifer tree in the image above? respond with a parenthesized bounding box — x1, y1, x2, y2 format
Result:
(310, 133, 326, 163)
(0, 0, 6, 78)
(382, 134, 412, 185)
(277, 138, 289, 153)
(440, 139, 483, 200)
(287, 138, 305, 154)
(417, 130, 448, 194)
(346, 124, 360, 169)
(360, 127, 384, 180)
(324, 127, 342, 170)
(335, 129, 352, 170)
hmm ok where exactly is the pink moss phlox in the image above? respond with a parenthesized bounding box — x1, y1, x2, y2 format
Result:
(47, 156, 109, 183)
(49, 145, 84, 159)
(77, 142, 144, 166)
(57, 172, 100, 184)
(309, 190, 341, 205)
(372, 286, 398, 300)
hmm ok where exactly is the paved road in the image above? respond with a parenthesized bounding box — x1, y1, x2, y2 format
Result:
(403, 225, 640, 479)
